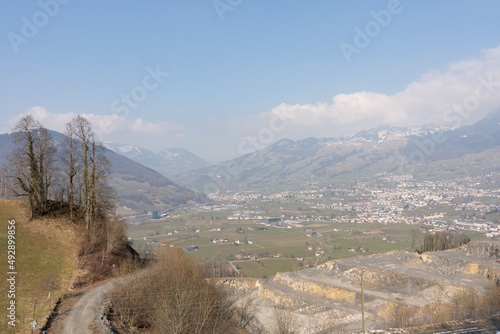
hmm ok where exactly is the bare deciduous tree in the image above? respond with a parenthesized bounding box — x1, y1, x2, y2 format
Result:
(104, 217, 127, 259)
(61, 121, 81, 222)
(232, 291, 258, 330)
(36, 127, 56, 205)
(64, 116, 117, 258)
(72, 115, 93, 229)
(272, 305, 301, 334)
(452, 288, 479, 320)
(7, 115, 55, 218)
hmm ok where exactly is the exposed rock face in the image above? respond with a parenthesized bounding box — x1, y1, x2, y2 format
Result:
(219, 241, 500, 333)
(462, 240, 500, 259)
(273, 273, 357, 304)
(215, 277, 261, 292)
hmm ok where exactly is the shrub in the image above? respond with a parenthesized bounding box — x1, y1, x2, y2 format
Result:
(110, 247, 243, 333)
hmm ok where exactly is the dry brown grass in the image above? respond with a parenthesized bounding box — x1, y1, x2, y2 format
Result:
(377, 285, 500, 330)
(0, 199, 79, 334)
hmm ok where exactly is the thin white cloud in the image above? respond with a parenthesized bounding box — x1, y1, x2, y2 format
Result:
(0, 108, 184, 140)
(130, 118, 181, 134)
(264, 45, 500, 133)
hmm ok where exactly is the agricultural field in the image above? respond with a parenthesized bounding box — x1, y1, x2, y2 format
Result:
(126, 207, 489, 279)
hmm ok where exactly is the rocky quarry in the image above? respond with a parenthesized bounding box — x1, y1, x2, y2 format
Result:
(218, 241, 500, 333)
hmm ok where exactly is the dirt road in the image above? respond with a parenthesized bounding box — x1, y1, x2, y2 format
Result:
(62, 280, 115, 334)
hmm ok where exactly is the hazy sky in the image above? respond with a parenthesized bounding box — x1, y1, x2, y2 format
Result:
(1, 1, 500, 163)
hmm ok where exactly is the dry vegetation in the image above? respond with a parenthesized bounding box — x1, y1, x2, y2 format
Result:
(2, 115, 139, 288)
(0, 198, 137, 333)
(108, 247, 250, 333)
(0, 199, 78, 333)
(420, 231, 471, 253)
(378, 285, 500, 329)
(271, 306, 302, 334)
(1, 115, 142, 332)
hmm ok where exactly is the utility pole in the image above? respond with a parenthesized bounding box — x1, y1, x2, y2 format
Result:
(361, 269, 365, 334)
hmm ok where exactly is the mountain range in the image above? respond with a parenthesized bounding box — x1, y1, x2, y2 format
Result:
(103, 143, 209, 182)
(1, 109, 498, 208)
(180, 110, 500, 192)
(0, 131, 202, 213)
(402, 110, 500, 161)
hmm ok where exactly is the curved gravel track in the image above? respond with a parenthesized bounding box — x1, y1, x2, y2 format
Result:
(62, 280, 115, 334)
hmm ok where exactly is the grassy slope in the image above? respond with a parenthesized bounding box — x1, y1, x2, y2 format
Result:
(0, 200, 79, 334)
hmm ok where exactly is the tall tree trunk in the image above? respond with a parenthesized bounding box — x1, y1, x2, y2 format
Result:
(69, 174, 74, 222)
(84, 142, 90, 230)
(28, 132, 41, 218)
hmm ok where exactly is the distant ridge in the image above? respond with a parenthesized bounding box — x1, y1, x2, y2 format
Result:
(104, 143, 209, 182)
(180, 111, 500, 191)
(0, 131, 202, 213)
(402, 109, 500, 161)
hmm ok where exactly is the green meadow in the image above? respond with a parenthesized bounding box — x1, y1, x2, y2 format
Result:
(126, 210, 459, 278)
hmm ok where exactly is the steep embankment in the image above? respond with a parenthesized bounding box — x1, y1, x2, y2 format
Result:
(0, 200, 79, 334)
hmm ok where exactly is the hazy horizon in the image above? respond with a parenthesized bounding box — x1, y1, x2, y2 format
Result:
(1, 1, 500, 162)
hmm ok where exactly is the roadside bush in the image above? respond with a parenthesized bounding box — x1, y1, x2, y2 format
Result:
(110, 247, 244, 333)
